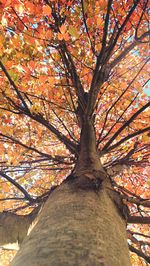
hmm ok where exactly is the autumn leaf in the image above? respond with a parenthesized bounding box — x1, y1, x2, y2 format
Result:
(43, 5, 52, 16)
(25, 2, 36, 12)
(30, 104, 41, 114)
(142, 133, 149, 142)
(58, 25, 70, 41)
(69, 26, 80, 39)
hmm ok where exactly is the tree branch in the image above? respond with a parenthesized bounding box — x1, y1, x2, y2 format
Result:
(0, 171, 33, 202)
(128, 216, 150, 225)
(108, 0, 140, 53)
(104, 126, 150, 153)
(129, 244, 150, 263)
(98, 0, 113, 59)
(29, 113, 77, 154)
(102, 101, 150, 151)
(0, 61, 30, 112)
(0, 209, 39, 248)
(0, 133, 65, 162)
(59, 42, 85, 109)
(1, 90, 77, 155)
(81, 0, 96, 55)
(126, 198, 150, 208)
(98, 91, 139, 145)
(110, 30, 150, 68)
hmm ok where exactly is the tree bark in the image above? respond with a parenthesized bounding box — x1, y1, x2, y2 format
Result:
(0, 212, 31, 249)
(10, 176, 131, 266)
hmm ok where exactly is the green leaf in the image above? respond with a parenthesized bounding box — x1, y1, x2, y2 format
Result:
(69, 26, 80, 38)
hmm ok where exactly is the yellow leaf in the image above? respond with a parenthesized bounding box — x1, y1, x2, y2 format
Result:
(122, 145, 128, 151)
(0, 203, 4, 212)
(30, 104, 41, 114)
(69, 26, 80, 38)
(147, 179, 150, 187)
(0, 125, 13, 135)
(142, 134, 149, 142)
(1, 15, 7, 26)
(97, 17, 103, 26)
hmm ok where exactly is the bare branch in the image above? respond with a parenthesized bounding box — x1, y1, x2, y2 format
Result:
(126, 198, 150, 208)
(0, 133, 64, 162)
(29, 113, 77, 154)
(98, 91, 139, 145)
(129, 245, 150, 263)
(81, 0, 96, 55)
(11, 7, 28, 30)
(0, 171, 33, 202)
(128, 216, 150, 225)
(102, 101, 150, 151)
(0, 61, 30, 112)
(128, 231, 150, 239)
(59, 42, 85, 106)
(110, 31, 150, 68)
(104, 126, 150, 153)
(1, 90, 77, 154)
(109, 0, 140, 53)
(52, 109, 78, 143)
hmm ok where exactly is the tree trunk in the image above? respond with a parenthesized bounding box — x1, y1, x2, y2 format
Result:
(11, 176, 131, 266)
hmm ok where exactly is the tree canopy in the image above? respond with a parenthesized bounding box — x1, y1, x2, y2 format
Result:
(0, 0, 149, 265)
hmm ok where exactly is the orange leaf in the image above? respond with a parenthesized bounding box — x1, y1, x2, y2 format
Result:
(43, 5, 52, 16)
(25, 2, 35, 12)
(96, 17, 103, 27)
(60, 25, 67, 34)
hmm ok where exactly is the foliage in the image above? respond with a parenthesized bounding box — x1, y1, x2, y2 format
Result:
(0, 0, 149, 264)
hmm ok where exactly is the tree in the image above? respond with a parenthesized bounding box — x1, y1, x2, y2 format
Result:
(0, 0, 149, 265)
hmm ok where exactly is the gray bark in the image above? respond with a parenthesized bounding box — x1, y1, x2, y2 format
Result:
(10, 176, 131, 266)
(0, 212, 31, 249)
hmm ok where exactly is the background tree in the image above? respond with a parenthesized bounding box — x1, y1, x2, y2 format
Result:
(0, 0, 149, 265)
